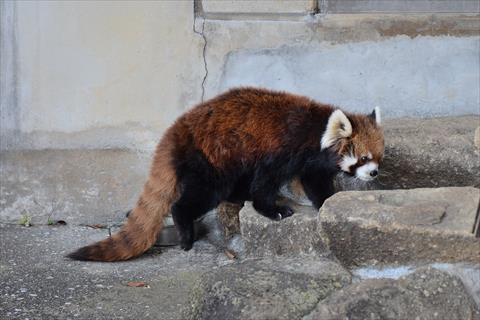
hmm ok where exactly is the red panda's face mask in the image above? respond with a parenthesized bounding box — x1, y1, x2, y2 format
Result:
(321, 107, 384, 181)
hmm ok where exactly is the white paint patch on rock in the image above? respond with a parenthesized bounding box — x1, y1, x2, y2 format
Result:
(220, 36, 480, 118)
(353, 265, 415, 280)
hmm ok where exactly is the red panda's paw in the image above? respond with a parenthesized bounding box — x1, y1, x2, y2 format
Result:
(180, 240, 193, 251)
(275, 205, 294, 221)
(253, 202, 295, 221)
(178, 226, 194, 251)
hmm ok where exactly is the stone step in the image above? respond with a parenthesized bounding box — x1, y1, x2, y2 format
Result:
(319, 187, 480, 266)
(239, 202, 329, 258)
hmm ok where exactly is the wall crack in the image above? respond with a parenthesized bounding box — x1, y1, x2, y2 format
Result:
(193, 13, 208, 102)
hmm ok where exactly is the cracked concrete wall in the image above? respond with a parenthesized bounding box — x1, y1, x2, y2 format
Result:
(1, 1, 479, 151)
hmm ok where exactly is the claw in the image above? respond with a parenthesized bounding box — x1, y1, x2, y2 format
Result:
(276, 212, 283, 221)
(280, 206, 294, 219)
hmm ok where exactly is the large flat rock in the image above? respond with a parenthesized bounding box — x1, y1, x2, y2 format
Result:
(305, 267, 480, 320)
(239, 202, 329, 257)
(320, 187, 480, 266)
(186, 256, 351, 320)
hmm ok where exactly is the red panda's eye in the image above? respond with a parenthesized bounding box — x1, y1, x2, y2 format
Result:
(361, 156, 368, 162)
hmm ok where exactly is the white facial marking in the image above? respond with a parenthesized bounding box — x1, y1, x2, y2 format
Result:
(340, 154, 357, 172)
(367, 152, 373, 160)
(356, 162, 379, 181)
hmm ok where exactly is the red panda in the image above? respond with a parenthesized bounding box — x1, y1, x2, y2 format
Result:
(68, 87, 384, 261)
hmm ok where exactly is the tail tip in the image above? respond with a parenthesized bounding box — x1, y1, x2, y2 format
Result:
(66, 247, 93, 261)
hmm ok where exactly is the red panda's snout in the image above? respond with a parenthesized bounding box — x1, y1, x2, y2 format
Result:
(354, 159, 380, 181)
(339, 153, 380, 181)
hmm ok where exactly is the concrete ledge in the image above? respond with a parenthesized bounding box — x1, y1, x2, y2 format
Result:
(319, 187, 480, 266)
(0, 149, 150, 226)
(201, 0, 314, 14)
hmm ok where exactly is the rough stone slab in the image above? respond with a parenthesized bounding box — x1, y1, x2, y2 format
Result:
(305, 267, 480, 320)
(432, 263, 480, 308)
(319, 187, 480, 266)
(240, 201, 329, 257)
(352, 263, 480, 309)
(186, 256, 351, 320)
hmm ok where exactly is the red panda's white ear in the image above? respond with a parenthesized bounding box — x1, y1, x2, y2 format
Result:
(321, 110, 352, 150)
(369, 106, 381, 124)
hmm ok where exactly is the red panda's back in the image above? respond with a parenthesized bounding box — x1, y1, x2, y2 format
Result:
(180, 87, 333, 169)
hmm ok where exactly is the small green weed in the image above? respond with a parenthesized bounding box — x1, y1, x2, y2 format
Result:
(19, 213, 32, 227)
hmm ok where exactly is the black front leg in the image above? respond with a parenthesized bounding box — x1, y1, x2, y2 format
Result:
(250, 167, 294, 221)
(300, 171, 335, 209)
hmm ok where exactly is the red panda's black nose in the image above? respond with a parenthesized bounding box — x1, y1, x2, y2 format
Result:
(370, 170, 378, 177)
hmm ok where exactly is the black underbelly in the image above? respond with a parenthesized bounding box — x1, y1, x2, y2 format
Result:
(225, 173, 253, 204)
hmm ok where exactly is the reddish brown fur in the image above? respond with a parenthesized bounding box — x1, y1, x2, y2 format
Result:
(180, 88, 334, 169)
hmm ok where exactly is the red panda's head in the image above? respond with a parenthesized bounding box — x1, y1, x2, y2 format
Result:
(321, 107, 384, 181)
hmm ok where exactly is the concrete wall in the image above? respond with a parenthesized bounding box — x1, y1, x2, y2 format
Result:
(1, 1, 205, 150)
(219, 36, 479, 117)
(1, 1, 479, 151)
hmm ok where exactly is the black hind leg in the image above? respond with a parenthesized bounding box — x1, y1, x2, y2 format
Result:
(171, 203, 195, 251)
(171, 182, 218, 251)
(171, 147, 225, 250)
